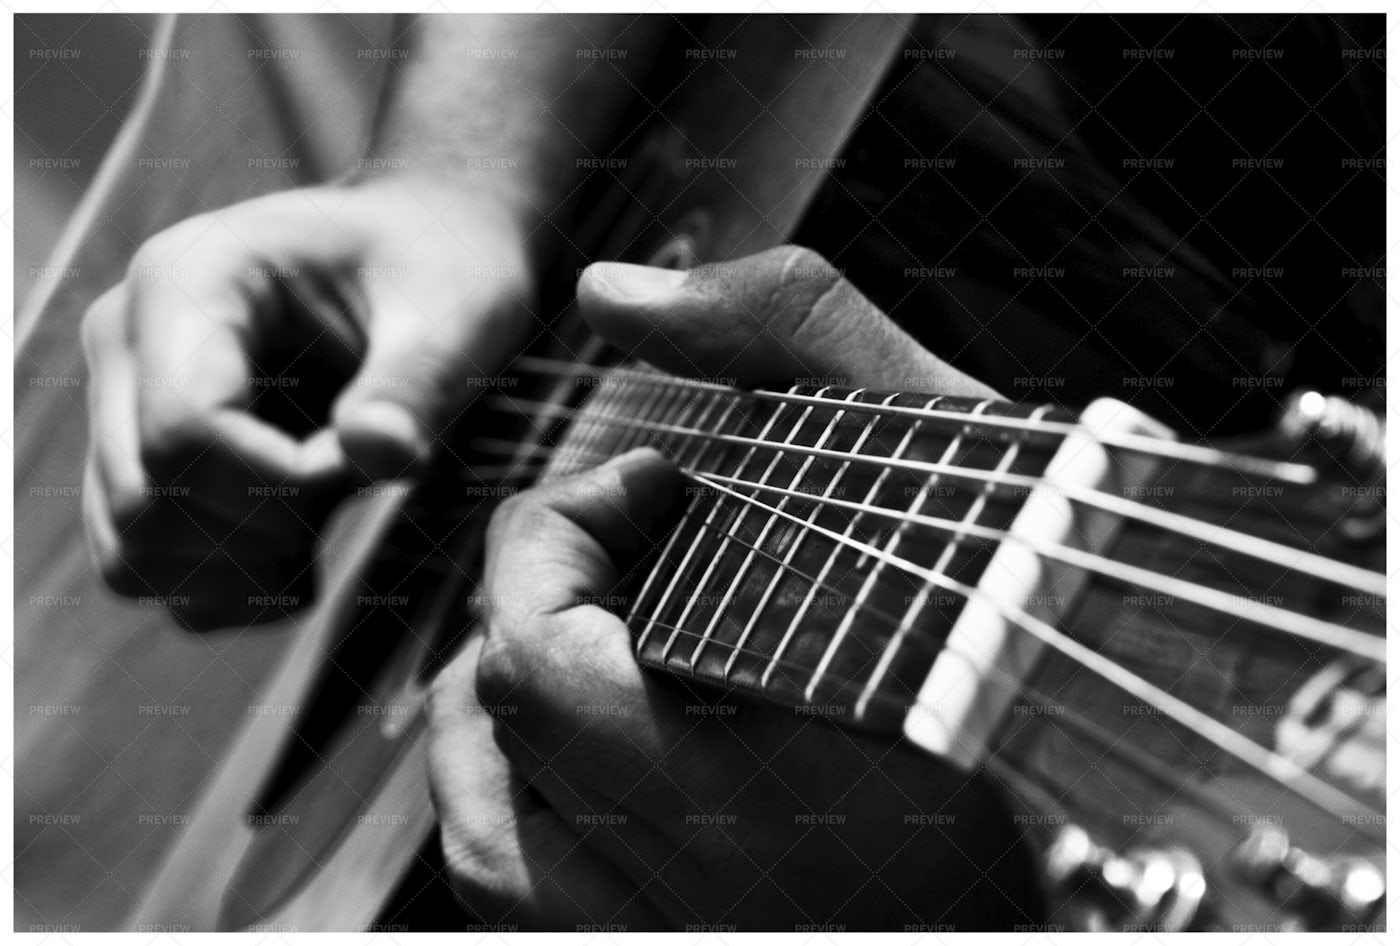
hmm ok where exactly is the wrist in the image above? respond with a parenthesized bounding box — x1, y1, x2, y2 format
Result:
(339, 166, 548, 290)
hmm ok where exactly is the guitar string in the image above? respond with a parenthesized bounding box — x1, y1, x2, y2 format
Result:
(535, 442, 1384, 848)
(485, 392, 1383, 599)
(635, 615, 1281, 847)
(762, 392, 988, 706)
(684, 388, 898, 675)
(421, 389, 1384, 834)
(666, 510, 1277, 827)
(463, 419, 1383, 659)
(545, 420, 1373, 848)
(685, 469, 1383, 839)
(450, 434, 1384, 840)
(626, 448, 1381, 840)
(463, 398, 1379, 828)
(693, 471, 1382, 663)
(652, 390, 827, 665)
(512, 355, 1321, 484)
(458, 433, 1381, 663)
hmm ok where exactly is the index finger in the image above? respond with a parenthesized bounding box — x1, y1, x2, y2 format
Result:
(475, 448, 687, 785)
(129, 199, 361, 485)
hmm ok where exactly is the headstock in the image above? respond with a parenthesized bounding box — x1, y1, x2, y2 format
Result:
(983, 391, 1385, 931)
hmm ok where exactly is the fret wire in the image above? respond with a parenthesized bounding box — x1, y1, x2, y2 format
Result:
(635, 506, 1380, 837)
(469, 429, 1381, 662)
(644, 391, 772, 659)
(677, 508, 929, 644)
(552, 379, 612, 477)
(690, 470, 1385, 665)
(543, 362, 621, 479)
(511, 355, 1318, 484)
(457, 424, 1383, 839)
(622, 379, 722, 633)
(661, 391, 830, 666)
(721, 391, 901, 683)
(804, 397, 998, 707)
(854, 402, 1053, 718)
(578, 373, 726, 651)
(602, 379, 651, 458)
(760, 393, 938, 693)
(495, 395, 1381, 598)
(653, 389, 808, 664)
(493, 430, 939, 660)
(689, 388, 868, 672)
(609, 373, 676, 460)
(454, 425, 1384, 840)
(685, 467, 1385, 838)
(560, 373, 629, 476)
(628, 385, 738, 649)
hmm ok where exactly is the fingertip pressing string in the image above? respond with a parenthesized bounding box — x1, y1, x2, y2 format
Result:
(443, 361, 1385, 845)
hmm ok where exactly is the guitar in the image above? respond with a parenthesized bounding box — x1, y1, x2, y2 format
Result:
(502, 362, 1386, 933)
(127, 14, 1386, 933)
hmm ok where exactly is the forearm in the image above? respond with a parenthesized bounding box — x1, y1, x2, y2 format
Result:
(367, 14, 671, 260)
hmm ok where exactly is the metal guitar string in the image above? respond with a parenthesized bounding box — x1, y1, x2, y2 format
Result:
(455, 433, 1384, 844)
(489, 369, 1380, 598)
(685, 469, 1383, 841)
(513, 356, 1321, 484)
(485, 395, 1386, 613)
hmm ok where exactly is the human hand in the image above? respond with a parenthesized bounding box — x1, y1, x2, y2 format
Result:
(81, 175, 535, 628)
(428, 247, 1027, 930)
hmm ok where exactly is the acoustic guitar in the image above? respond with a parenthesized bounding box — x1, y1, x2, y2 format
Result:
(128, 14, 1386, 933)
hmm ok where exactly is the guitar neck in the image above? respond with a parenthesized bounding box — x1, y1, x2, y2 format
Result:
(535, 366, 1073, 733)
(526, 363, 1388, 932)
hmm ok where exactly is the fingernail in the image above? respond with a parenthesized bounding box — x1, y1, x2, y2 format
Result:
(592, 262, 688, 302)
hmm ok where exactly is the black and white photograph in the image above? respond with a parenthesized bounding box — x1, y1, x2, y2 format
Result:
(10, 4, 1390, 936)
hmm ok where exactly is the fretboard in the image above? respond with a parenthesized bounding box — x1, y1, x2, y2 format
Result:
(541, 366, 1072, 734)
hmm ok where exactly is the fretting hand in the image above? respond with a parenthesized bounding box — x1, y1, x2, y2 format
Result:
(427, 247, 1033, 930)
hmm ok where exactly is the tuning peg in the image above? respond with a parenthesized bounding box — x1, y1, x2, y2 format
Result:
(1277, 391, 1385, 482)
(1232, 825, 1384, 929)
(1043, 824, 1205, 931)
(1276, 391, 1385, 541)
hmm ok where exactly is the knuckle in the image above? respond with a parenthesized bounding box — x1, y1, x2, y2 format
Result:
(771, 244, 844, 326)
(775, 244, 839, 286)
(767, 245, 872, 365)
(396, 351, 467, 430)
(79, 287, 126, 360)
(439, 829, 520, 925)
(127, 215, 247, 307)
(126, 228, 187, 281)
(343, 349, 459, 435)
(485, 488, 544, 551)
(475, 630, 526, 715)
(424, 651, 476, 728)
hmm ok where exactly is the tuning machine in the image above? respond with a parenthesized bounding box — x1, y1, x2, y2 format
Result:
(1232, 824, 1384, 930)
(1275, 391, 1386, 541)
(1043, 824, 1206, 931)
